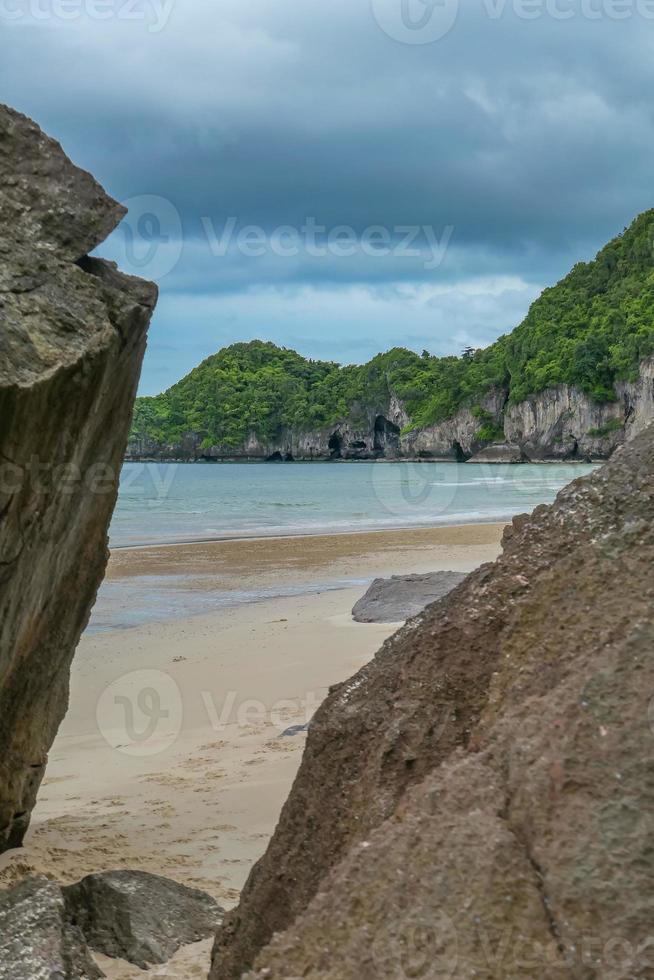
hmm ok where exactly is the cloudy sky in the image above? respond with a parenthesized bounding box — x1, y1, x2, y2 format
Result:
(2, 0, 653, 393)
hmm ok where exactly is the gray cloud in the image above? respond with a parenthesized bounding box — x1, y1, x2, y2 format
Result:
(1, 0, 652, 391)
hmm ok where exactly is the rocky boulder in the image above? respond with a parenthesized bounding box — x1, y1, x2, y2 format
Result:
(0, 104, 157, 851)
(466, 443, 526, 463)
(211, 425, 654, 980)
(352, 571, 466, 623)
(64, 870, 224, 969)
(0, 876, 103, 980)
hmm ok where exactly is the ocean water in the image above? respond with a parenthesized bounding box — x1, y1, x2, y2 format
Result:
(89, 460, 596, 633)
(109, 460, 597, 548)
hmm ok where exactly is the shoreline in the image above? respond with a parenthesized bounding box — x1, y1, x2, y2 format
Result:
(109, 518, 511, 552)
(92, 523, 507, 635)
(105, 523, 506, 585)
(124, 456, 607, 465)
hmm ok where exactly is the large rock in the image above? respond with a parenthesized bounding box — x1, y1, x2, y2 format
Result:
(64, 870, 224, 969)
(0, 105, 156, 851)
(0, 104, 124, 259)
(352, 571, 466, 623)
(211, 426, 654, 979)
(0, 876, 103, 980)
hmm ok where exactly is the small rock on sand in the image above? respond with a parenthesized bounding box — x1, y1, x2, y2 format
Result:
(352, 571, 466, 623)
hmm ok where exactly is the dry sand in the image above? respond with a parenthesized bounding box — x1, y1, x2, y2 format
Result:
(0, 523, 505, 978)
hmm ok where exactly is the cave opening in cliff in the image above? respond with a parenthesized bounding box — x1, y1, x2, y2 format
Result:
(328, 432, 343, 458)
(374, 416, 401, 455)
(452, 440, 467, 462)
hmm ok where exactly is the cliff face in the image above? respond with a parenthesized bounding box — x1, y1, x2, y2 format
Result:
(0, 105, 156, 851)
(400, 387, 508, 460)
(128, 393, 411, 463)
(127, 359, 654, 463)
(211, 423, 654, 980)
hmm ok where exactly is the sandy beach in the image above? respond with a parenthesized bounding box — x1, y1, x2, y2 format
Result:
(0, 523, 505, 977)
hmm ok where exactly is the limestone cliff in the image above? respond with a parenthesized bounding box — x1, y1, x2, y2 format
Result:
(0, 105, 156, 851)
(211, 423, 654, 979)
(127, 359, 653, 464)
(401, 356, 654, 462)
(128, 394, 409, 463)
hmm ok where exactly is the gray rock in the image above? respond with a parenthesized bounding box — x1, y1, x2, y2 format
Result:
(0, 876, 103, 980)
(64, 870, 224, 969)
(0, 104, 125, 259)
(466, 443, 526, 463)
(352, 571, 466, 623)
(0, 105, 156, 851)
(280, 724, 309, 738)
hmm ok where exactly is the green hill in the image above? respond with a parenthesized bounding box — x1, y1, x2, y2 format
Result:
(132, 209, 654, 450)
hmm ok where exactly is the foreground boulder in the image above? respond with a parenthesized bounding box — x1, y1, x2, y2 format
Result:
(64, 870, 224, 968)
(352, 571, 466, 623)
(0, 105, 156, 850)
(0, 876, 103, 980)
(212, 426, 654, 979)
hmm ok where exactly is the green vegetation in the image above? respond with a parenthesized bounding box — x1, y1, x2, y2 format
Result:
(475, 423, 506, 443)
(132, 210, 654, 447)
(587, 419, 624, 439)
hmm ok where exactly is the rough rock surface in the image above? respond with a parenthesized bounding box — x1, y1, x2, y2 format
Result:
(0, 876, 103, 980)
(351, 571, 466, 623)
(0, 104, 156, 851)
(466, 443, 526, 464)
(0, 105, 124, 260)
(211, 425, 654, 980)
(64, 870, 224, 968)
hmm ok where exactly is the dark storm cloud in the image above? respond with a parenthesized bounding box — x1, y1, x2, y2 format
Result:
(1, 0, 653, 390)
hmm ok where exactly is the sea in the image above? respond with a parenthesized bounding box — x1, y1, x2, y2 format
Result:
(109, 460, 596, 548)
(88, 460, 596, 633)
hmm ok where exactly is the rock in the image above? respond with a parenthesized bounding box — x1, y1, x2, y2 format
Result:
(503, 383, 623, 461)
(0, 105, 157, 851)
(351, 571, 466, 623)
(466, 443, 526, 463)
(280, 724, 309, 737)
(64, 870, 224, 969)
(211, 425, 654, 980)
(0, 876, 103, 980)
(400, 388, 508, 461)
(0, 104, 125, 260)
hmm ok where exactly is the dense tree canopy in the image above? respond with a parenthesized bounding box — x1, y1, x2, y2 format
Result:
(132, 210, 654, 447)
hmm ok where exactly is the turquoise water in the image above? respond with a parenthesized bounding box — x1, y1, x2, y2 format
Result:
(89, 460, 596, 633)
(110, 461, 596, 548)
